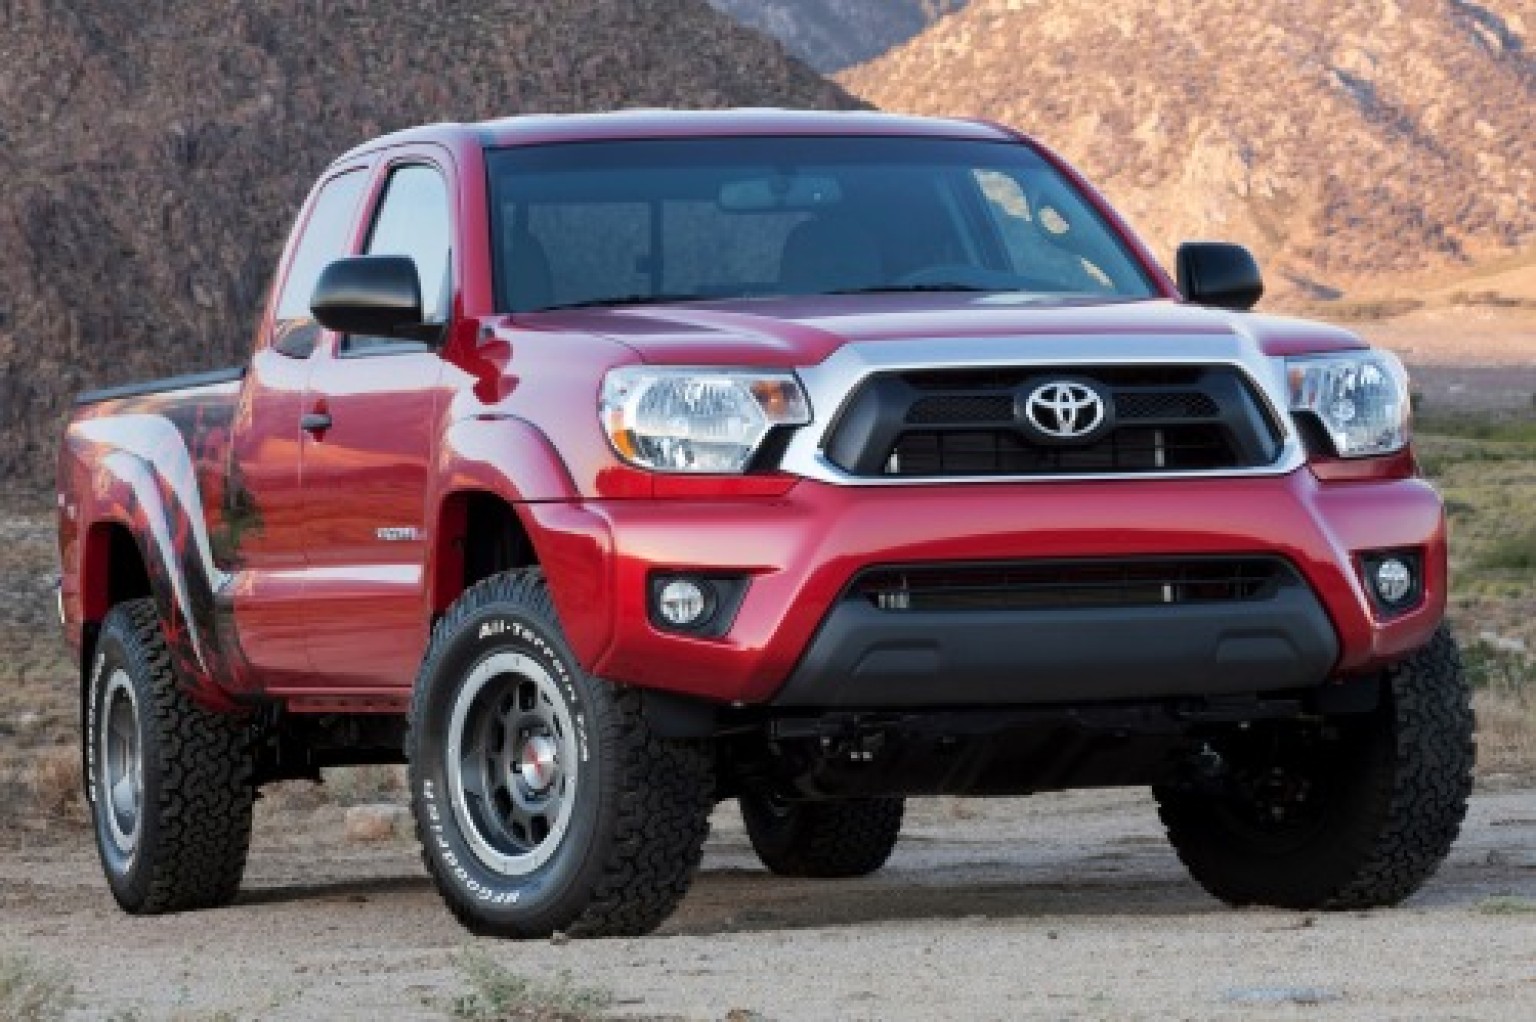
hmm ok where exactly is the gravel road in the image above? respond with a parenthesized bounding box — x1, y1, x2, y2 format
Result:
(3, 785, 1535, 1020)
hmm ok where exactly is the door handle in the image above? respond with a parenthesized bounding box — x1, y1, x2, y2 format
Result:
(300, 411, 333, 435)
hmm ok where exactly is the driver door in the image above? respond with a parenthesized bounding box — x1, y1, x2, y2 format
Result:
(296, 153, 454, 688)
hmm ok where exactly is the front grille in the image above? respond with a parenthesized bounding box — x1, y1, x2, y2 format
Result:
(854, 557, 1291, 612)
(822, 364, 1283, 478)
(1116, 391, 1219, 419)
(890, 424, 1235, 474)
(905, 392, 1219, 428)
(907, 394, 1014, 424)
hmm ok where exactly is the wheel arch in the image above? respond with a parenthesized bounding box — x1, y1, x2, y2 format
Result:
(80, 518, 154, 624)
(431, 416, 615, 668)
(77, 518, 156, 723)
(430, 488, 540, 616)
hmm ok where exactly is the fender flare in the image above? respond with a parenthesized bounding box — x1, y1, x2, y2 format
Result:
(67, 416, 241, 711)
(434, 415, 616, 668)
(438, 414, 580, 503)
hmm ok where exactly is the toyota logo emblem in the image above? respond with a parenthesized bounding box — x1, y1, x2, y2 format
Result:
(1020, 380, 1109, 441)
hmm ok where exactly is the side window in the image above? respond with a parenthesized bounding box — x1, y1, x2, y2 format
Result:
(348, 164, 452, 354)
(272, 170, 366, 358)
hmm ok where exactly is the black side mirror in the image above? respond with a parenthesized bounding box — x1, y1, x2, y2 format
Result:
(1176, 242, 1264, 311)
(311, 256, 440, 341)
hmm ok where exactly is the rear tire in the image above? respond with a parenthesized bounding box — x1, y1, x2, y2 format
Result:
(86, 599, 253, 914)
(1155, 627, 1475, 910)
(408, 569, 715, 938)
(740, 793, 904, 878)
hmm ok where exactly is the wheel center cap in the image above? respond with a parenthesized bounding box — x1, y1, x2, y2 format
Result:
(517, 734, 559, 792)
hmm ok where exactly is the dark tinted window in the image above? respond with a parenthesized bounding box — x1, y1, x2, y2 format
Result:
(272, 170, 365, 357)
(347, 164, 451, 353)
(487, 137, 1157, 313)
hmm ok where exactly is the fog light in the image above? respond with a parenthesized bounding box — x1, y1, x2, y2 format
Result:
(657, 579, 709, 627)
(1372, 557, 1414, 606)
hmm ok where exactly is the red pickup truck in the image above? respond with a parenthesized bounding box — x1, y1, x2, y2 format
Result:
(58, 110, 1473, 938)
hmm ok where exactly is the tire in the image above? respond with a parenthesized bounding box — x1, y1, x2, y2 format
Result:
(1154, 626, 1475, 910)
(740, 792, 904, 878)
(85, 599, 253, 913)
(407, 569, 714, 938)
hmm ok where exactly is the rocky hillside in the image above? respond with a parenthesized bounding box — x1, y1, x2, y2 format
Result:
(707, 0, 965, 70)
(841, 0, 1536, 299)
(0, 0, 858, 492)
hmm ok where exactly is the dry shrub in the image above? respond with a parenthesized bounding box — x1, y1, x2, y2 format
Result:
(26, 746, 84, 822)
(450, 950, 612, 1022)
(258, 766, 409, 814)
(1462, 635, 1536, 778)
(1474, 690, 1536, 777)
(321, 764, 407, 807)
(258, 779, 330, 813)
(0, 953, 74, 1021)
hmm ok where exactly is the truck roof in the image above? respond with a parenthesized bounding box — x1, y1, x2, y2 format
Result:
(334, 108, 1017, 164)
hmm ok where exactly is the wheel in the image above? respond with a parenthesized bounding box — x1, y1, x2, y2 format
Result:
(408, 569, 714, 938)
(85, 599, 253, 913)
(1154, 626, 1475, 910)
(740, 792, 904, 878)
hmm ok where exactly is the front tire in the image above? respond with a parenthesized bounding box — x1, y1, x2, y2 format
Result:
(740, 793, 904, 878)
(1155, 627, 1475, 910)
(408, 569, 714, 938)
(86, 599, 253, 913)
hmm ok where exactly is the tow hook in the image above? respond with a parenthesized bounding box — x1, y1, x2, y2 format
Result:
(770, 715, 888, 763)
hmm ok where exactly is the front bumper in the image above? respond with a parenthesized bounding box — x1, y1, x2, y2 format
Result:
(524, 467, 1446, 706)
(771, 572, 1338, 707)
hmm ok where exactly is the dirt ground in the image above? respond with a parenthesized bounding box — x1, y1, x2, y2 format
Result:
(2, 785, 1535, 1021)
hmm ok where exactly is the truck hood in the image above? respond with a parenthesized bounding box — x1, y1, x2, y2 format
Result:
(511, 294, 1367, 367)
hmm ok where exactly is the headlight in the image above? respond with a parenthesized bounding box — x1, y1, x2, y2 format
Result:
(601, 367, 811, 473)
(1286, 352, 1410, 458)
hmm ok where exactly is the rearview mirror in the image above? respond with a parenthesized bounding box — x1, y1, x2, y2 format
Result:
(718, 174, 843, 213)
(311, 256, 438, 340)
(1176, 242, 1263, 311)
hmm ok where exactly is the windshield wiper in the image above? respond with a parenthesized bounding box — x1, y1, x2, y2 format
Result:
(531, 293, 709, 312)
(824, 284, 998, 296)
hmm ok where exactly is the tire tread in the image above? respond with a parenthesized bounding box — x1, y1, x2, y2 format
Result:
(97, 599, 253, 913)
(1156, 627, 1475, 910)
(743, 796, 904, 879)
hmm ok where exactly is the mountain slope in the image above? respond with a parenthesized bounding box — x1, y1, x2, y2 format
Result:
(707, 0, 966, 71)
(0, 0, 859, 491)
(841, 0, 1536, 298)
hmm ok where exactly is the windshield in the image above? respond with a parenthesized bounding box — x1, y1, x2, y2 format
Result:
(486, 136, 1159, 313)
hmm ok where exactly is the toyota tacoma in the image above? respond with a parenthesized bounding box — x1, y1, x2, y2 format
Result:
(57, 110, 1474, 937)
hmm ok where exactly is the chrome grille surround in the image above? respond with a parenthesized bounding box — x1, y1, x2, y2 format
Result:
(777, 333, 1304, 485)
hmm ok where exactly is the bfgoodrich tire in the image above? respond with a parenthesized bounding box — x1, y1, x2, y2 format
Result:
(85, 599, 253, 913)
(740, 793, 904, 878)
(1154, 627, 1475, 910)
(408, 569, 714, 938)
